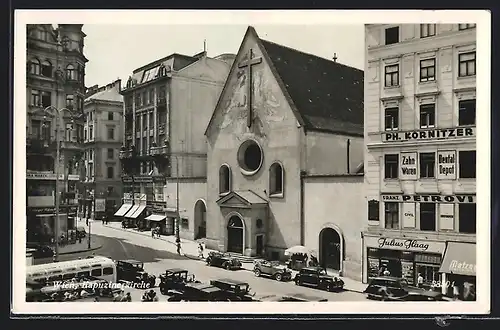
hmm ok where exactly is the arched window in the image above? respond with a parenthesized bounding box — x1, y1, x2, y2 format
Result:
(29, 58, 41, 75)
(41, 60, 52, 77)
(66, 64, 76, 81)
(269, 162, 284, 196)
(219, 164, 231, 194)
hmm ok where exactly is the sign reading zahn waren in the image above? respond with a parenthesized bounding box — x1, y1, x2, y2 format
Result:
(383, 127, 475, 142)
(381, 194, 475, 203)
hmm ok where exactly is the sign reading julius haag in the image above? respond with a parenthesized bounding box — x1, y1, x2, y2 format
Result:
(383, 127, 475, 142)
(437, 150, 457, 180)
(378, 237, 429, 251)
(400, 152, 417, 180)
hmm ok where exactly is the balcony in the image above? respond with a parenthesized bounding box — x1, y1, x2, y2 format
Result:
(27, 196, 55, 207)
(150, 144, 169, 156)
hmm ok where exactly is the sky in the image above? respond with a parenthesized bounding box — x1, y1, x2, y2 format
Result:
(81, 24, 365, 88)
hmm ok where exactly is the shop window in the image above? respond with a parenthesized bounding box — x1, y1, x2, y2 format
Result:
(269, 162, 284, 196)
(419, 153, 435, 178)
(458, 52, 476, 77)
(384, 202, 399, 229)
(384, 64, 399, 87)
(368, 200, 380, 221)
(181, 218, 189, 229)
(459, 203, 476, 234)
(420, 58, 436, 82)
(459, 151, 476, 179)
(420, 24, 436, 38)
(458, 99, 476, 126)
(420, 203, 436, 231)
(419, 104, 435, 128)
(219, 164, 231, 194)
(385, 26, 399, 45)
(384, 154, 399, 179)
(384, 107, 399, 131)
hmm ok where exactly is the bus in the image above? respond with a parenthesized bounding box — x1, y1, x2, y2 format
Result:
(26, 256, 117, 284)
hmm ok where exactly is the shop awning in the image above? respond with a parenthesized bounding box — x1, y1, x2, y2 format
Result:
(145, 214, 167, 222)
(129, 205, 146, 219)
(124, 205, 140, 218)
(439, 242, 476, 276)
(114, 203, 133, 217)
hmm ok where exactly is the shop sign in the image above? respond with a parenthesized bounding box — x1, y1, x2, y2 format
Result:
(27, 173, 64, 180)
(400, 152, 417, 180)
(148, 201, 167, 213)
(402, 203, 416, 228)
(381, 194, 475, 204)
(439, 204, 455, 230)
(134, 176, 153, 183)
(449, 260, 476, 274)
(382, 127, 475, 142)
(365, 235, 446, 254)
(122, 176, 133, 183)
(29, 207, 55, 214)
(437, 150, 457, 180)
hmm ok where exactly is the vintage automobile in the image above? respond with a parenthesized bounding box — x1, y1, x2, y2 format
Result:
(209, 279, 255, 301)
(253, 259, 292, 281)
(363, 276, 443, 301)
(31, 245, 55, 259)
(206, 252, 242, 270)
(159, 268, 199, 295)
(167, 282, 229, 302)
(116, 259, 156, 288)
(294, 266, 345, 292)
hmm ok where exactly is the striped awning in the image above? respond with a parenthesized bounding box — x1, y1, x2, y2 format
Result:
(145, 214, 167, 222)
(114, 203, 133, 217)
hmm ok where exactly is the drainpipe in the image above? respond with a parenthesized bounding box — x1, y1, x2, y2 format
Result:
(299, 170, 306, 246)
(346, 139, 351, 174)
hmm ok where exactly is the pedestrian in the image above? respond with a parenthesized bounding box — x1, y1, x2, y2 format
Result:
(417, 273, 424, 288)
(198, 243, 204, 259)
(151, 227, 155, 239)
(176, 242, 182, 255)
(452, 281, 460, 300)
(156, 227, 161, 238)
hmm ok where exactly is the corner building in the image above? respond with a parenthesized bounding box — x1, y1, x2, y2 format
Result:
(363, 24, 477, 298)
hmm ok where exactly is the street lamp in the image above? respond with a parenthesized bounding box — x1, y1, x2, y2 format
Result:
(42, 105, 77, 262)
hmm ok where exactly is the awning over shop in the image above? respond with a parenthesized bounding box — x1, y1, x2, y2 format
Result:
(124, 205, 140, 218)
(114, 203, 133, 217)
(145, 214, 167, 222)
(439, 242, 476, 276)
(129, 205, 146, 219)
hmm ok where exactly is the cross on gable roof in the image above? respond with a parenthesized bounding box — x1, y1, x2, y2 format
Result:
(205, 26, 364, 137)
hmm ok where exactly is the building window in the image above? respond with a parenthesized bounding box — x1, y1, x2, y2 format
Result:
(219, 165, 231, 194)
(108, 112, 113, 121)
(66, 94, 74, 109)
(384, 107, 399, 131)
(458, 99, 476, 126)
(385, 26, 399, 45)
(84, 128, 87, 141)
(459, 203, 476, 234)
(149, 89, 155, 105)
(459, 23, 476, 30)
(66, 64, 77, 80)
(420, 24, 436, 38)
(136, 93, 142, 107)
(107, 148, 114, 159)
(107, 166, 114, 179)
(419, 153, 435, 178)
(459, 151, 476, 178)
(384, 202, 399, 229)
(181, 218, 189, 230)
(31, 90, 40, 106)
(29, 58, 41, 75)
(107, 127, 115, 140)
(368, 200, 380, 221)
(41, 60, 52, 77)
(420, 58, 436, 82)
(384, 154, 398, 179)
(458, 52, 476, 77)
(384, 64, 399, 87)
(269, 162, 284, 196)
(420, 104, 435, 128)
(89, 127, 93, 140)
(41, 91, 51, 107)
(143, 91, 148, 105)
(420, 203, 436, 231)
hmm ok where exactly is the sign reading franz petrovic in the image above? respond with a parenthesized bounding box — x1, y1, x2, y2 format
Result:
(383, 127, 475, 142)
(382, 194, 475, 203)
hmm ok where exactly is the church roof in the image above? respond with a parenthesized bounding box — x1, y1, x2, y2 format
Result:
(216, 190, 268, 206)
(259, 38, 364, 136)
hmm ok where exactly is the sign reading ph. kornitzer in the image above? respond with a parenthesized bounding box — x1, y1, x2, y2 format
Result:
(382, 194, 475, 203)
(383, 127, 475, 142)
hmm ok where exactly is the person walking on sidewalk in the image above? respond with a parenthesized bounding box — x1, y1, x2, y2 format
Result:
(198, 243, 204, 259)
(176, 242, 182, 255)
(151, 228, 155, 239)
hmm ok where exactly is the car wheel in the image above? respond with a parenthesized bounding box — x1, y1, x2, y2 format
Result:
(275, 273, 282, 281)
(224, 263, 231, 270)
(295, 279, 301, 286)
(254, 269, 261, 277)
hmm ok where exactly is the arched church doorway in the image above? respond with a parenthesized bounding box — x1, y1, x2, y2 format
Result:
(227, 215, 244, 254)
(194, 199, 207, 240)
(319, 227, 342, 271)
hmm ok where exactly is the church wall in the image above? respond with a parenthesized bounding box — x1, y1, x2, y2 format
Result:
(305, 132, 364, 175)
(304, 175, 364, 281)
(164, 178, 207, 240)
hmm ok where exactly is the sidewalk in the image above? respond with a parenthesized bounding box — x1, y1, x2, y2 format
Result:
(98, 221, 367, 293)
(57, 236, 102, 255)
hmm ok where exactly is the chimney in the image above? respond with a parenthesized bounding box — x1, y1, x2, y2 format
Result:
(333, 53, 338, 63)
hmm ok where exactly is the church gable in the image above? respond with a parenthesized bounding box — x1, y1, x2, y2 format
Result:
(177, 57, 231, 84)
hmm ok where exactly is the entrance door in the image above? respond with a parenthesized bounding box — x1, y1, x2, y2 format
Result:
(256, 235, 264, 256)
(227, 215, 244, 254)
(319, 228, 341, 270)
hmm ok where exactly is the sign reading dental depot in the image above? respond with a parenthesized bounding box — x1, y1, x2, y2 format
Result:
(437, 150, 457, 180)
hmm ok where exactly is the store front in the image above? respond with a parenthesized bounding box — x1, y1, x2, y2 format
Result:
(439, 241, 476, 300)
(145, 201, 168, 234)
(363, 234, 446, 286)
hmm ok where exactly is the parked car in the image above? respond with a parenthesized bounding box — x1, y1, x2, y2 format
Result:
(159, 268, 199, 295)
(253, 259, 292, 281)
(209, 279, 255, 301)
(206, 252, 242, 270)
(167, 282, 228, 302)
(116, 259, 156, 288)
(294, 266, 345, 292)
(363, 276, 443, 301)
(30, 245, 55, 259)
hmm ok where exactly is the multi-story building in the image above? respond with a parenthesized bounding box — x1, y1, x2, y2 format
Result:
(117, 51, 232, 234)
(26, 24, 87, 244)
(81, 80, 124, 219)
(363, 24, 477, 298)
